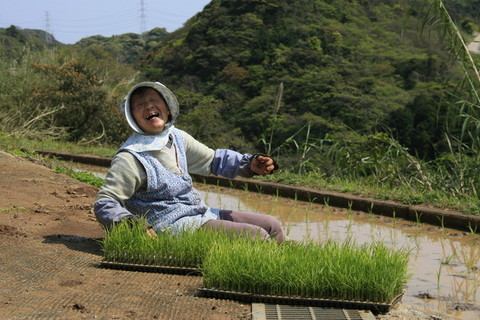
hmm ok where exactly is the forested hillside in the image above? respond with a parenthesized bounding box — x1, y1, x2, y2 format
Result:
(139, 0, 478, 161)
(1, 0, 480, 212)
(74, 27, 168, 64)
(0, 25, 60, 57)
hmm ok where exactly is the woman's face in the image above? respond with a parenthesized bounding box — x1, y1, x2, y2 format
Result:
(131, 88, 170, 135)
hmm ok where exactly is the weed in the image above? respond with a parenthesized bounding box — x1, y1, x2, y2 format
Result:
(323, 197, 330, 207)
(54, 166, 104, 188)
(0, 206, 28, 212)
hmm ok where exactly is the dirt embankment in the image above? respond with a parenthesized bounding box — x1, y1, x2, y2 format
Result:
(0, 151, 458, 320)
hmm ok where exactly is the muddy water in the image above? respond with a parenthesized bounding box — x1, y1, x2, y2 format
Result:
(74, 163, 480, 319)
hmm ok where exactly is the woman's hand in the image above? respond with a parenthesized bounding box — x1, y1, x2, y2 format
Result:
(146, 226, 157, 239)
(250, 155, 278, 176)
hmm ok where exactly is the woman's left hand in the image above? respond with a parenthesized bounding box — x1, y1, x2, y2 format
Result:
(146, 226, 157, 239)
(250, 155, 278, 176)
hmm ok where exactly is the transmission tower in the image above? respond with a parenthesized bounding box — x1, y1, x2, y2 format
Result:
(139, 0, 147, 38)
(44, 11, 53, 44)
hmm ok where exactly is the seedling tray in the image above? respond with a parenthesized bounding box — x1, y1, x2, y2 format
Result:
(198, 288, 403, 314)
(99, 261, 201, 276)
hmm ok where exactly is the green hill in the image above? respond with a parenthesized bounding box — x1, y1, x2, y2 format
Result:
(138, 0, 478, 159)
(1, 0, 480, 211)
(1, 0, 478, 159)
(0, 25, 61, 56)
(73, 28, 169, 64)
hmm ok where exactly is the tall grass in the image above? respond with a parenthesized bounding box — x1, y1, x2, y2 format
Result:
(260, 132, 480, 215)
(102, 220, 409, 303)
(414, 0, 480, 204)
(0, 43, 137, 145)
(266, 82, 284, 155)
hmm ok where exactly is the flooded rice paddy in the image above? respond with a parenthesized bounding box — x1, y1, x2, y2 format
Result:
(75, 162, 480, 319)
(196, 183, 480, 320)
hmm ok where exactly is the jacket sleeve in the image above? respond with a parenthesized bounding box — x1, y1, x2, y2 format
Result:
(210, 149, 255, 179)
(94, 151, 144, 229)
(180, 129, 255, 179)
(94, 198, 136, 229)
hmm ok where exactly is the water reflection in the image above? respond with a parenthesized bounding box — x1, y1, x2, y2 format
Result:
(197, 183, 480, 320)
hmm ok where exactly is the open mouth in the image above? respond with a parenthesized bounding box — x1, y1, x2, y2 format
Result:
(146, 112, 160, 120)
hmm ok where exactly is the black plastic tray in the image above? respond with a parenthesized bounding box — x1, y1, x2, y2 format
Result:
(99, 261, 201, 276)
(99, 260, 402, 314)
(198, 288, 403, 314)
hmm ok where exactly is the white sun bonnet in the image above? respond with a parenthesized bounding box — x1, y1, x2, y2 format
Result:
(120, 81, 179, 134)
(118, 82, 180, 152)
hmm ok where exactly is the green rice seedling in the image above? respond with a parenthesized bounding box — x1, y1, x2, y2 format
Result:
(472, 273, 479, 300)
(436, 263, 443, 290)
(411, 235, 421, 250)
(203, 237, 409, 303)
(284, 221, 293, 240)
(468, 223, 478, 235)
(255, 184, 264, 194)
(347, 201, 353, 211)
(104, 222, 410, 303)
(346, 214, 354, 234)
(415, 211, 422, 225)
(274, 188, 280, 199)
(101, 219, 234, 268)
(306, 193, 317, 203)
(368, 202, 375, 214)
(457, 244, 480, 272)
(437, 215, 446, 233)
(441, 253, 455, 265)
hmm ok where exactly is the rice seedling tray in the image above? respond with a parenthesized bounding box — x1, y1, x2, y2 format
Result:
(198, 288, 403, 314)
(99, 261, 202, 276)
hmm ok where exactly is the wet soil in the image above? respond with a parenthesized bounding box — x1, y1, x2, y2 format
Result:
(0, 150, 462, 319)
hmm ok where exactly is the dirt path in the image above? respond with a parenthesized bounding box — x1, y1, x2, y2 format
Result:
(0, 151, 458, 320)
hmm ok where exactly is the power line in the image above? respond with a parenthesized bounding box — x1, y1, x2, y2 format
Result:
(4, 2, 206, 44)
(53, 8, 136, 23)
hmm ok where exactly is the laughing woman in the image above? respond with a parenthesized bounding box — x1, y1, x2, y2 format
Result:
(94, 81, 286, 243)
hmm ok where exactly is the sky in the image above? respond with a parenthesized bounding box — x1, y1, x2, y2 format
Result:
(0, 0, 211, 44)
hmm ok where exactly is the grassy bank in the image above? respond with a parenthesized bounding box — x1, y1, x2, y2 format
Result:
(1, 133, 479, 216)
